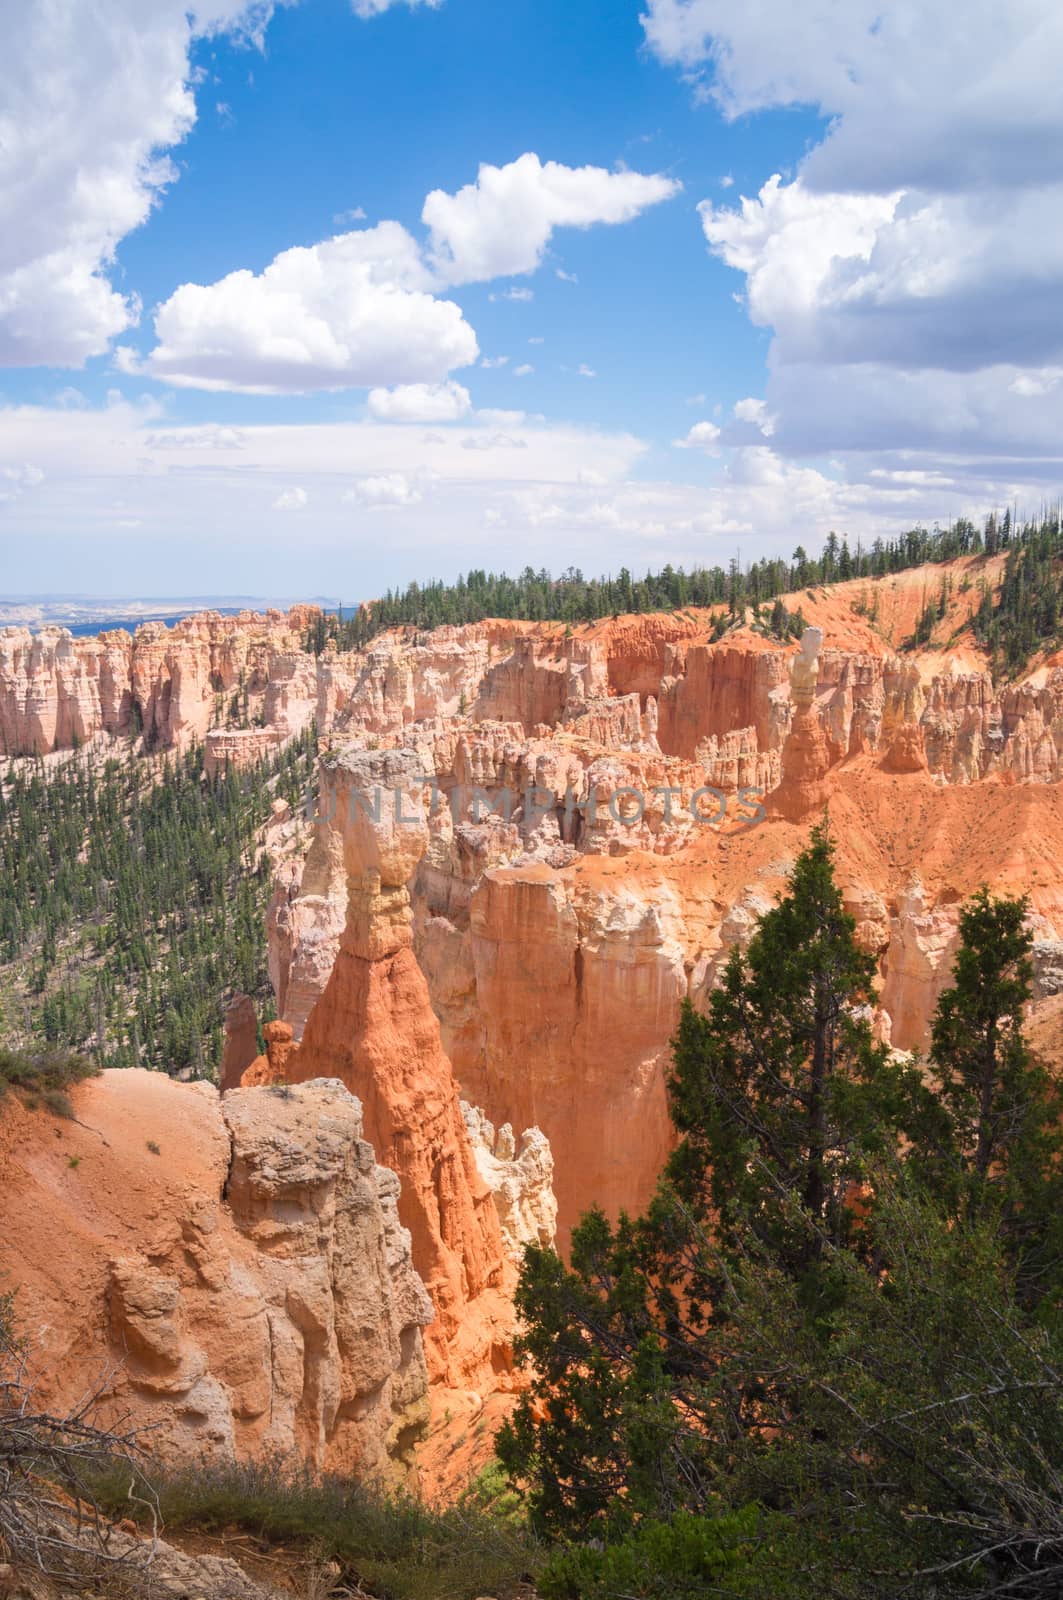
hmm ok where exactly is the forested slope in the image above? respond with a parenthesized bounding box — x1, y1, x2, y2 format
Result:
(0, 730, 315, 1071)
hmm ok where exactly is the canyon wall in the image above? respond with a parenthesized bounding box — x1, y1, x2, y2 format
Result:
(0, 606, 319, 756)
(258, 574, 1063, 1252)
(0, 1070, 432, 1484)
(266, 747, 545, 1397)
(12, 580, 1063, 786)
(12, 563, 1063, 1271)
(9, 558, 1063, 1491)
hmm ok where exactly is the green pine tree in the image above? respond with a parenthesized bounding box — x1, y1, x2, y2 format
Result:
(926, 888, 1063, 1302)
(499, 825, 933, 1538)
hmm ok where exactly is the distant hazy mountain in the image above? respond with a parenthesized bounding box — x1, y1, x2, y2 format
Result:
(0, 594, 352, 634)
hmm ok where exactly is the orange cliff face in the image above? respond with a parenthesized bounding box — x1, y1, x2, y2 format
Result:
(260, 561, 1063, 1256)
(0, 1071, 433, 1484)
(0, 606, 319, 757)
(276, 747, 527, 1393)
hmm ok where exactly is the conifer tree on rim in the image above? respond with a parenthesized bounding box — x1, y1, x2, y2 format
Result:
(499, 821, 935, 1538)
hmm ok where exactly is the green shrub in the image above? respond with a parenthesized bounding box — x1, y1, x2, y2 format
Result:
(42, 1087, 75, 1119)
(91, 1457, 540, 1600)
(539, 1506, 780, 1599)
(0, 1045, 97, 1113)
(459, 1458, 526, 1529)
(0, 1285, 14, 1347)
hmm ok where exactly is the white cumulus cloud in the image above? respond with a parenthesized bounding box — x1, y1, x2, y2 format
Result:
(700, 174, 1063, 372)
(367, 380, 471, 421)
(350, 0, 442, 15)
(1, 2, 677, 397)
(674, 420, 721, 453)
(132, 151, 678, 394)
(344, 472, 423, 506)
(273, 486, 308, 510)
(733, 397, 776, 436)
(698, 176, 897, 345)
(422, 153, 680, 284)
(144, 224, 478, 392)
(646, 0, 1063, 468)
(0, 1, 291, 369)
(643, 0, 1063, 193)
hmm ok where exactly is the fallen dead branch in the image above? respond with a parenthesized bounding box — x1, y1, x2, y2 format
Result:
(0, 1328, 157, 1589)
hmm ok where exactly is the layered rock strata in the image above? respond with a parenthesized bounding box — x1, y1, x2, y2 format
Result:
(0, 1071, 432, 1483)
(14, 577, 1063, 788)
(261, 584, 1063, 1249)
(0, 606, 318, 756)
(281, 748, 525, 1390)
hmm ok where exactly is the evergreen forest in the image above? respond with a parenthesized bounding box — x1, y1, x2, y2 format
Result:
(0, 729, 316, 1074)
(501, 828, 1063, 1598)
(306, 506, 1063, 677)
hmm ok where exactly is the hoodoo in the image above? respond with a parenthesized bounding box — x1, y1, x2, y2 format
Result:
(768, 627, 834, 821)
(282, 747, 529, 1391)
(0, 608, 320, 757)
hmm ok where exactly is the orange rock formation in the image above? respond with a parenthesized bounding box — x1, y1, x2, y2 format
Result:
(259, 559, 1063, 1251)
(240, 1018, 297, 1085)
(9, 553, 1063, 1492)
(0, 1071, 432, 1482)
(769, 627, 833, 820)
(0, 606, 319, 756)
(219, 993, 258, 1090)
(281, 748, 523, 1392)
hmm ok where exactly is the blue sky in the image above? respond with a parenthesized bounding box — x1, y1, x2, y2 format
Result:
(123, 0, 816, 440)
(2, 0, 1063, 598)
